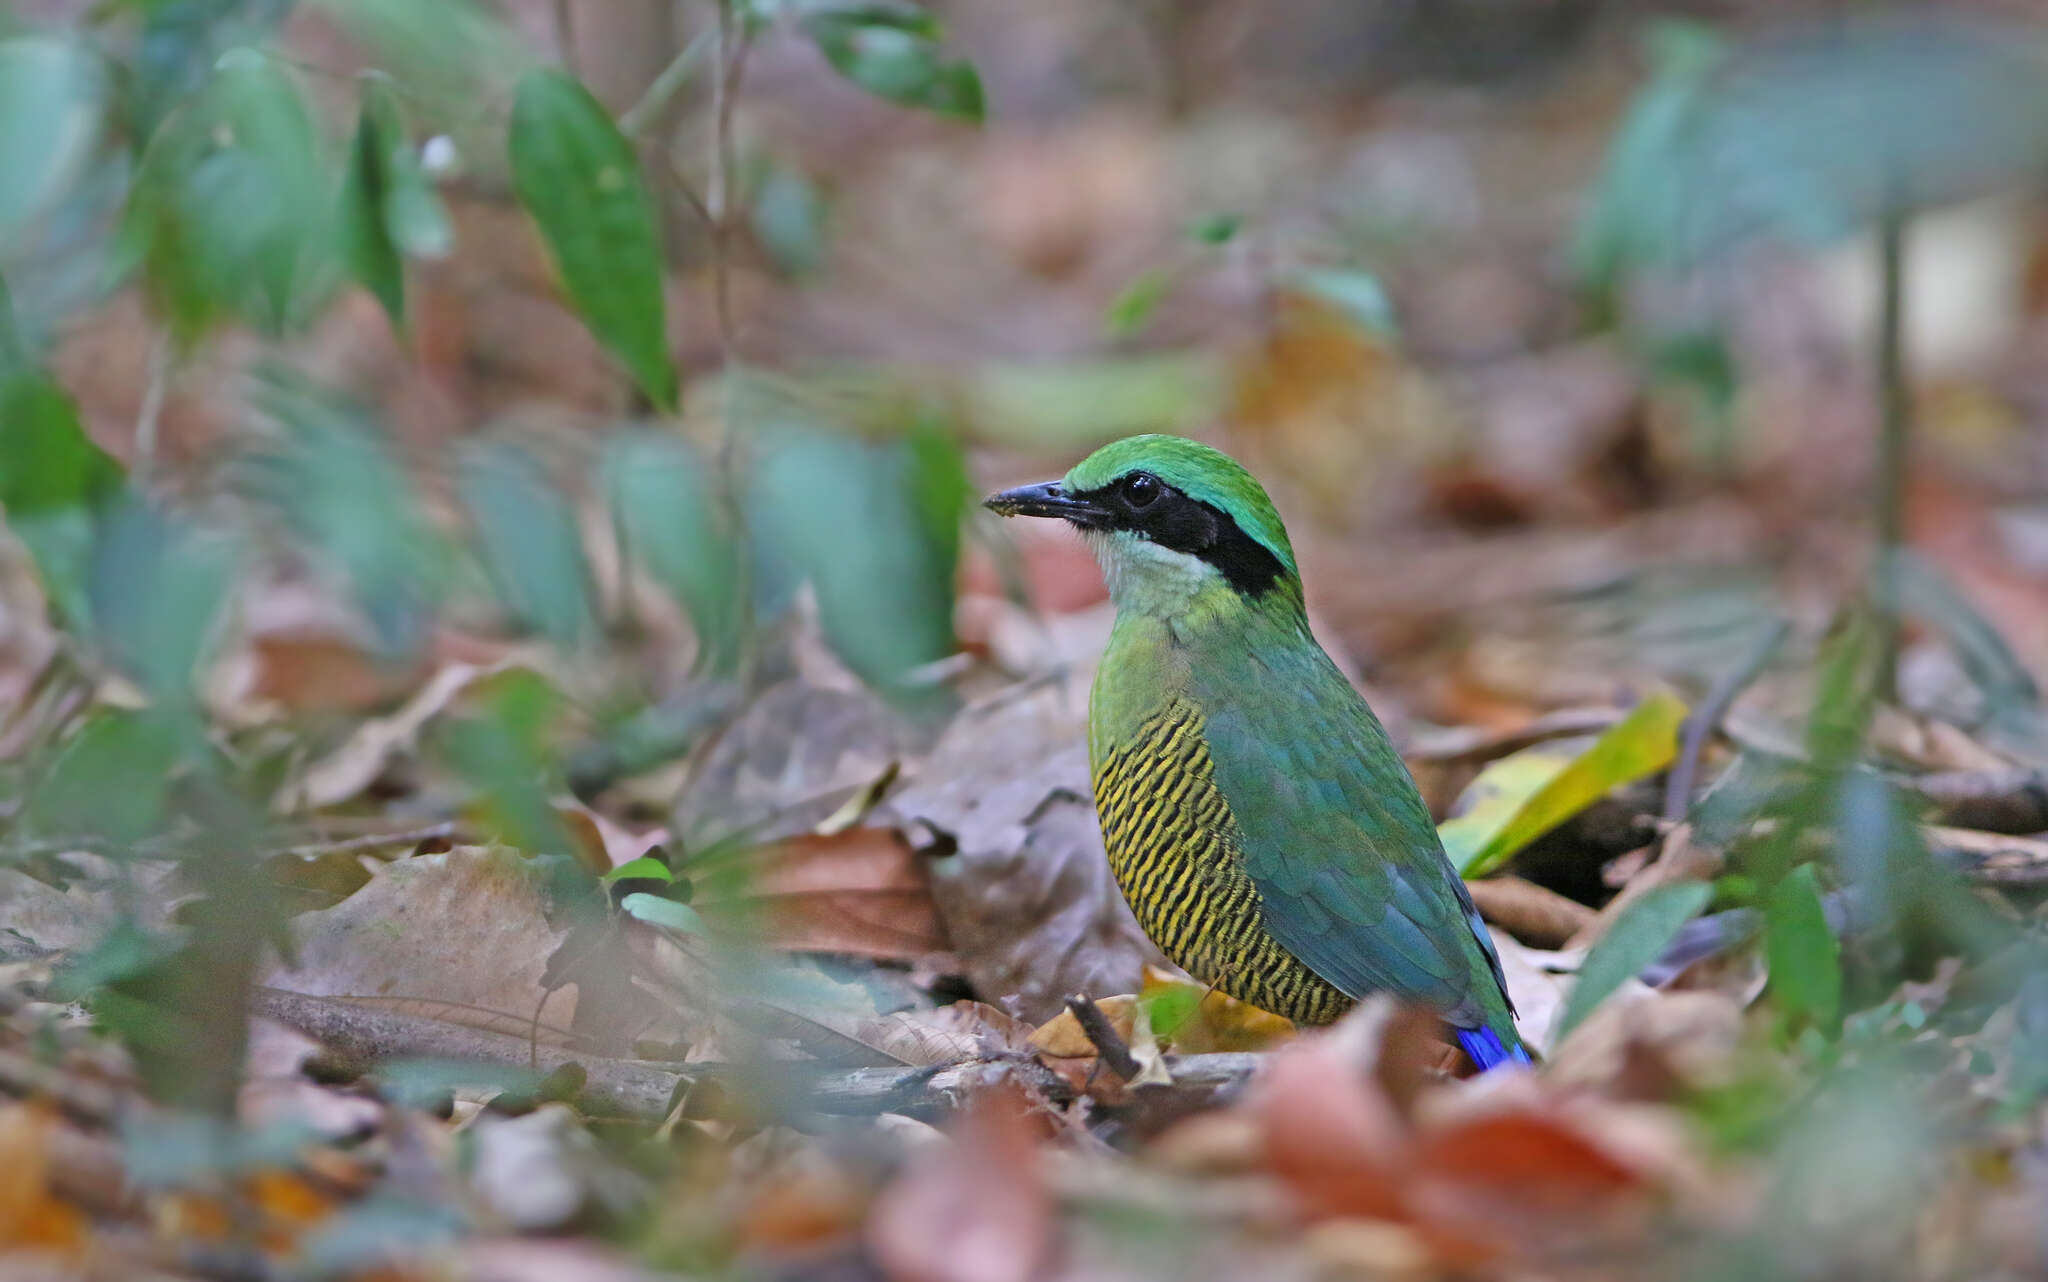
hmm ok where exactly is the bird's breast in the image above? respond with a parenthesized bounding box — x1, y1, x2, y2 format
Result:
(1089, 699, 1353, 1025)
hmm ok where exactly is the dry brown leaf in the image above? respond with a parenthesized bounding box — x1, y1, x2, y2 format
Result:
(1028, 994, 1137, 1059)
(855, 1002, 1037, 1068)
(885, 681, 1159, 1024)
(867, 1086, 1054, 1282)
(1463, 875, 1596, 950)
(0, 1104, 87, 1257)
(264, 845, 580, 1034)
(729, 829, 947, 960)
(279, 660, 512, 811)
(1138, 969, 1295, 1054)
(1545, 986, 1745, 1098)
(1245, 998, 1437, 1223)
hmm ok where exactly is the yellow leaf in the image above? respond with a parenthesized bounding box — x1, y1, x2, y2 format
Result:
(1440, 690, 1688, 877)
(1027, 994, 1137, 1058)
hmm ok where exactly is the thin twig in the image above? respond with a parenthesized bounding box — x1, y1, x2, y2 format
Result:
(1873, 207, 1910, 700)
(251, 987, 1261, 1122)
(552, 0, 579, 77)
(1065, 994, 1141, 1081)
(620, 29, 713, 138)
(1663, 617, 1791, 821)
(132, 333, 170, 485)
(274, 822, 461, 862)
(706, 0, 751, 363)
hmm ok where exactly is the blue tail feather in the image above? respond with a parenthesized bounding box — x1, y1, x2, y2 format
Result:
(1456, 1026, 1532, 1071)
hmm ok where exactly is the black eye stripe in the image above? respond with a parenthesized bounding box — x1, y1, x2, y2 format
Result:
(1070, 476, 1287, 598)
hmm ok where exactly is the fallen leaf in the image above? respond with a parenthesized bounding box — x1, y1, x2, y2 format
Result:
(1462, 875, 1597, 950)
(0, 1104, 87, 1256)
(279, 660, 506, 811)
(708, 828, 947, 960)
(1140, 969, 1295, 1054)
(867, 1085, 1054, 1282)
(1441, 691, 1687, 876)
(884, 681, 1159, 1023)
(1028, 994, 1137, 1059)
(265, 845, 582, 1037)
(1246, 998, 1438, 1222)
(1546, 986, 1745, 1097)
(675, 681, 921, 845)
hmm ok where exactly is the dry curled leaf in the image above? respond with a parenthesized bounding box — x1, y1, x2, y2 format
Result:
(868, 1086, 1053, 1282)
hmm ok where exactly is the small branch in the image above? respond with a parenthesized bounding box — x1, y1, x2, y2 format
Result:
(253, 987, 1262, 1122)
(1464, 875, 1596, 951)
(1663, 617, 1791, 822)
(706, 0, 752, 363)
(1064, 994, 1141, 1081)
(620, 30, 713, 138)
(1907, 767, 2048, 835)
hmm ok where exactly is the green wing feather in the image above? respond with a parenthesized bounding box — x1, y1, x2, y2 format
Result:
(1193, 638, 1517, 1037)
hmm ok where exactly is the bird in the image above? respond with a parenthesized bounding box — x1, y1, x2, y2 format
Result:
(985, 434, 1528, 1069)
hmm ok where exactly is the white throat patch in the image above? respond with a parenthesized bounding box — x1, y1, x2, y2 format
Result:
(1086, 528, 1220, 618)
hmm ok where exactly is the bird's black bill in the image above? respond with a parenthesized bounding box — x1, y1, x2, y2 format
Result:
(983, 481, 1108, 527)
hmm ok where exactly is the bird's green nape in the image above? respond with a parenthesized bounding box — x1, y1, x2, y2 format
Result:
(1062, 435, 1297, 577)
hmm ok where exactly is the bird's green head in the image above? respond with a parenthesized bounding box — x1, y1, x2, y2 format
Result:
(984, 435, 1300, 617)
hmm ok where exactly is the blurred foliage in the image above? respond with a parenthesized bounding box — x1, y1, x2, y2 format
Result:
(3, 4, 2048, 1277)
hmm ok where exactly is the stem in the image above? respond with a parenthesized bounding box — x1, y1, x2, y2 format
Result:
(1874, 209, 1910, 701)
(553, 0, 579, 76)
(133, 334, 169, 485)
(706, 0, 756, 686)
(620, 29, 712, 139)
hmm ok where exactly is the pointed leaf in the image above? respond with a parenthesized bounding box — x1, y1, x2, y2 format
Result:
(1443, 691, 1688, 876)
(508, 70, 676, 409)
(457, 440, 596, 647)
(1766, 863, 1842, 1035)
(1556, 881, 1712, 1039)
(0, 37, 106, 242)
(803, 6, 984, 122)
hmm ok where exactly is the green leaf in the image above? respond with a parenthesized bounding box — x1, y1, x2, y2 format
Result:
(1186, 213, 1241, 245)
(435, 669, 573, 855)
(967, 354, 1226, 451)
(751, 162, 829, 278)
(1556, 881, 1712, 1040)
(603, 855, 673, 883)
(87, 495, 239, 703)
(621, 891, 704, 934)
(599, 430, 742, 670)
(247, 373, 444, 658)
(120, 48, 335, 342)
(27, 710, 185, 844)
(1578, 15, 2048, 280)
(1766, 863, 1842, 1035)
(1104, 268, 1173, 340)
(803, 5, 984, 122)
(0, 372, 122, 518)
(0, 37, 106, 243)
(306, 0, 528, 112)
(1443, 690, 1688, 876)
(753, 419, 964, 693)
(1287, 268, 1397, 337)
(508, 70, 677, 410)
(338, 75, 451, 327)
(1571, 21, 1728, 294)
(458, 440, 596, 647)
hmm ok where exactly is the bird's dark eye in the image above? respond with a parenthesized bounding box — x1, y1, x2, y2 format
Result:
(1119, 472, 1163, 510)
